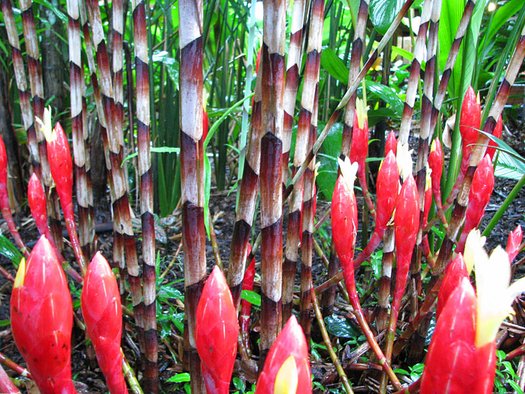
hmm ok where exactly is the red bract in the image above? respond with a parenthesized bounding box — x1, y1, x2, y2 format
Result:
(384, 131, 397, 156)
(0, 364, 19, 394)
(428, 139, 443, 200)
(28, 173, 51, 239)
(240, 249, 256, 346)
(473, 342, 497, 394)
(486, 115, 503, 160)
(10, 236, 76, 394)
(196, 266, 239, 393)
(256, 316, 311, 394)
(420, 278, 477, 393)
(354, 151, 399, 266)
(456, 155, 494, 253)
(436, 254, 468, 318)
(81, 253, 127, 394)
(0, 136, 28, 257)
(460, 86, 481, 173)
(506, 225, 523, 262)
(393, 175, 419, 311)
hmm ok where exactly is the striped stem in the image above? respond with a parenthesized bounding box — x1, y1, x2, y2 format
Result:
(398, 0, 433, 144)
(299, 88, 319, 343)
(67, 0, 95, 261)
(376, 227, 394, 332)
(85, 0, 145, 355)
(0, 0, 40, 178)
(282, 0, 307, 189)
(179, 0, 206, 390)
(18, 0, 63, 252)
(283, 0, 324, 323)
(132, 1, 158, 391)
(341, 0, 368, 155)
(260, 0, 286, 362)
(287, 0, 414, 198)
(227, 59, 263, 306)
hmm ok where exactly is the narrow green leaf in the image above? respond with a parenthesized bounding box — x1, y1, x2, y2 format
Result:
(0, 235, 23, 266)
(241, 289, 261, 307)
(166, 372, 191, 383)
(369, 0, 403, 35)
(320, 48, 349, 86)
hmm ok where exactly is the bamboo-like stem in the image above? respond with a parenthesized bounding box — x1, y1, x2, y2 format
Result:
(67, 0, 95, 263)
(282, 0, 307, 188)
(300, 88, 319, 342)
(122, 351, 145, 394)
(283, 0, 324, 323)
(0, 265, 14, 282)
(287, 0, 414, 199)
(0, 352, 31, 378)
(227, 57, 263, 307)
(376, 227, 394, 332)
(311, 288, 354, 394)
(398, 0, 433, 144)
(341, 0, 368, 155)
(132, 1, 158, 391)
(18, 0, 63, 252)
(85, 0, 145, 358)
(0, 0, 40, 179)
(259, 0, 286, 362)
(178, 0, 206, 390)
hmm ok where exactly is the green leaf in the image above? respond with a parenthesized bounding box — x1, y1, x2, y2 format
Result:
(122, 146, 180, 166)
(366, 81, 404, 118)
(152, 50, 179, 88)
(486, 0, 523, 46)
(0, 235, 23, 266)
(158, 286, 184, 301)
(324, 314, 359, 338)
(166, 372, 191, 383)
(320, 48, 349, 86)
(391, 45, 415, 62)
(317, 123, 343, 201)
(241, 289, 261, 307)
(480, 131, 525, 180)
(369, 0, 403, 35)
(0, 319, 10, 327)
(439, 0, 465, 97)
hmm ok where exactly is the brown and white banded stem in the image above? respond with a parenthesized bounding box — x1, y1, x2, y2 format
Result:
(282, 0, 307, 188)
(67, 0, 95, 261)
(179, 0, 206, 390)
(227, 63, 263, 307)
(376, 227, 394, 332)
(283, 0, 324, 323)
(18, 0, 63, 251)
(341, 0, 368, 155)
(85, 0, 144, 354)
(299, 88, 319, 343)
(260, 0, 286, 361)
(398, 0, 433, 144)
(132, 1, 158, 391)
(1, 0, 40, 177)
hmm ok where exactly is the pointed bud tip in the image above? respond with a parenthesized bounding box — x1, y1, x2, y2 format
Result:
(13, 258, 26, 288)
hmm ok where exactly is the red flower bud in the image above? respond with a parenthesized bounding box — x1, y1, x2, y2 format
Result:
(436, 254, 468, 318)
(506, 225, 523, 263)
(256, 316, 311, 394)
(384, 131, 397, 156)
(393, 175, 419, 310)
(196, 266, 239, 393)
(28, 173, 50, 239)
(376, 151, 399, 231)
(349, 109, 369, 175)
(460, 86, 481, 158)
(421, 278, 477, 393)
(46, 122, 73, 215)
(10, 236, 76, 394)
(428, 139, 443, 197)
(457, 155, 494, 253)
(486, 115, 503, 160)
(81, 253, 127, 394)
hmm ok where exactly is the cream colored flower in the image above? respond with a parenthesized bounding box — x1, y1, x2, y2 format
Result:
(36, 107, 54, 142)
(396, 142, 413, 181)
(338, 157, 358, 192)
(475, 242, 525, 348)
(355, 98, 368, 129)
(464, 229, 486, 274)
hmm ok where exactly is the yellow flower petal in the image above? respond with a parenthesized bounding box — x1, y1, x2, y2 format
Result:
(14, 258, 26, 289)
(355, 98, 368, 129)
(274, 356, 298, 394)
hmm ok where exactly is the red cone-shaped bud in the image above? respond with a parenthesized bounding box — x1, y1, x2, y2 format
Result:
(349, 103, 369, 173)
(331, 160, 358, 268)
(506, 225, 523, 263)
(393, 175, 419, 308)
(81, 253, 127, 394)
(436, 254, 469, 318)
(196, 266, 239, 394)
(487, 115, 503, 160)
(420, 278, 477, 393)
(375, 151, 399, 232)
(256, 316, 312, 394)
(28, 173, 50, 238)
(384, 131, 397, 156)
(46, 122, 73, 216)
(460, 86, 481, 158)
(240, 249, 256, 341)
(473, 342, 497, 394)
(429, 139, 443, 196)
(10, 236, 76, 394)
(456, 155, 494, 253)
